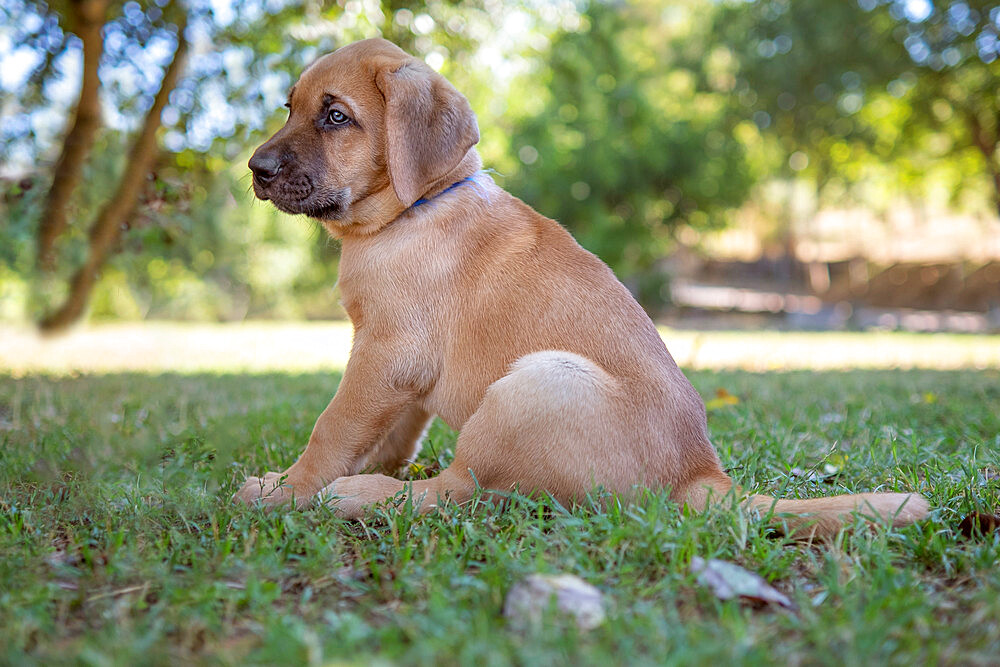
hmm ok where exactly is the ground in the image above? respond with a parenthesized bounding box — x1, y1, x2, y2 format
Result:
(1, 325, 998, 664)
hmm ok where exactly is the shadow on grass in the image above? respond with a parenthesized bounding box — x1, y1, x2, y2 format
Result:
(1, 367, 997, 498)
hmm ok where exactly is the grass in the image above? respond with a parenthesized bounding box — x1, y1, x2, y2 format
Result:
(1, 350, 999, 663)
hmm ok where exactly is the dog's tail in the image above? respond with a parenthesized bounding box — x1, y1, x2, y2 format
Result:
(680, 472, 929, 540)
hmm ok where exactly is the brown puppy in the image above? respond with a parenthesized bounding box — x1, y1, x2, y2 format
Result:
(236, 38, 928, 538)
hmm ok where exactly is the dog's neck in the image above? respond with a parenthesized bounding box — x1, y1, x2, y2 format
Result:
(412, 150, 483, 206)
(324, 150, 483, 239)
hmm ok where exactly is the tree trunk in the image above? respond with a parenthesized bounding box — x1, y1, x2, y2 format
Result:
(990, 169, 1000, 220)
(966, 111, 1000, 219)
(39, 17, 189, 333)
(36, 0, 109, 270)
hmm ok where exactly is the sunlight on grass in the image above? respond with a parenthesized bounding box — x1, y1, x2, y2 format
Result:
(2, 321, 999, 375)
(663, 328, 1000, 371)
(0, 322, 354, 375)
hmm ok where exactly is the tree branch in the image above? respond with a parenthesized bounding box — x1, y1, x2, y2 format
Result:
(40, 12, 189, 332)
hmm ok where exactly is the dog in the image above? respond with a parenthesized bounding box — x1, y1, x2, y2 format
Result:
(236, 38, 928, 538)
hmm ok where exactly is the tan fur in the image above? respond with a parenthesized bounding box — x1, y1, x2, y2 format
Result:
(236, 38, 929, 539)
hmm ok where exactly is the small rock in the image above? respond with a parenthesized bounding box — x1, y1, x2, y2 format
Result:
(503, 573, 606, 631)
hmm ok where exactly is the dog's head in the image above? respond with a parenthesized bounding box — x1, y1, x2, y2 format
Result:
(248, 38, 480, 235)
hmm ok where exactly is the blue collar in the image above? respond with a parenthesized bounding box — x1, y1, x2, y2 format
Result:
(410, 176, 477, 209)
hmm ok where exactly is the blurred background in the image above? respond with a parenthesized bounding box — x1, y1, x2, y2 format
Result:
(2, 0, 999, 336)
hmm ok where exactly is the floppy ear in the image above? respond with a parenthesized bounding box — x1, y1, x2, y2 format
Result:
(376, 60, 480, 206)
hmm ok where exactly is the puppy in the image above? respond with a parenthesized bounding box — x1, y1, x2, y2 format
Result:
(237, 38, 928, 538)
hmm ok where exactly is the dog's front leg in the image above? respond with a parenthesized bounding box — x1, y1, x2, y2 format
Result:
(233, 347, 424, 509)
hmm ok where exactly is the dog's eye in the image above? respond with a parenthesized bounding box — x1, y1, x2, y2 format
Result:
(327, 109, 350, 125)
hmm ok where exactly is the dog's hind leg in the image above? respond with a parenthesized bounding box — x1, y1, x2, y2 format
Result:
(445, 350, 629, 503)
(322, 351, 626, 518)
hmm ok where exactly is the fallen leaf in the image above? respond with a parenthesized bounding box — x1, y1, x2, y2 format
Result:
(86, 584, 147, 602)
(503, 573, 606, 631)
(690, 557, 797, 611)
(958, 512, 1000, 539)
(45, 548, 70, 568)
(826, 452, 848, 468)
(788, 462, 840, 484)
(789, 467, 826, 483)
(705, 388, 741, 411)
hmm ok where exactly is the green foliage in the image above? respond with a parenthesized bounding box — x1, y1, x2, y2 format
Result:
(1, 368, 998, 662)
(713, 0, 1000, 213)
(2, 0, 999, 323)
(507, 2, 752, 303)
(0, 0, 570, 322)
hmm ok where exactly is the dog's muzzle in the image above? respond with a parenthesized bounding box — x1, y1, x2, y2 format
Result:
(249, 147, 349, 220)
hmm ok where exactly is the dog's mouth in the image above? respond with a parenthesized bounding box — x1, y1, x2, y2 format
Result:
(254, 175, 350, 220)
(272, 190, 350, 220)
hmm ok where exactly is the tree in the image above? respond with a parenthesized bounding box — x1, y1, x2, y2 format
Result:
(39, 3, 189, 331)
(507, 1, 753, 304)
(713, 0, 1000, 215)
(897, 0, 1000, 215)
(1, 0, 553, 329)
(7, 0, 318, 330)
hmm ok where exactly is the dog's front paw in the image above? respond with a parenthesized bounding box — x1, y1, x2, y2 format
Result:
(318, 474, 424, 520)
(318, 476, 371, 520)
(233, 471, 296, 509)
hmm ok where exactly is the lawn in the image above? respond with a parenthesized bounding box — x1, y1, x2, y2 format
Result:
(1, 328, 999, 664)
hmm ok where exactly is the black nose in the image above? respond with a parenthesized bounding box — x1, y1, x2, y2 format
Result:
(249, 151, 282, 184)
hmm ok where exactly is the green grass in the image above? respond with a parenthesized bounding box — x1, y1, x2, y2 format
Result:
(1, 368, 999, 664)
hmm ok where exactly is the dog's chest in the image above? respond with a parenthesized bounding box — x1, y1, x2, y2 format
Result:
(338, 226, 456, 328)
